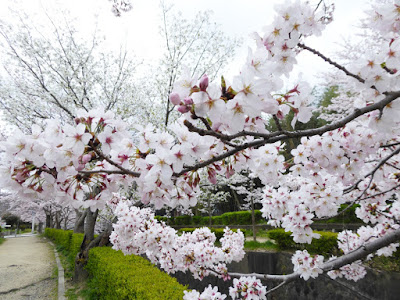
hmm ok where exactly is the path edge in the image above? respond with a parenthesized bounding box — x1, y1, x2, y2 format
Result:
(47, 240, 66, 300)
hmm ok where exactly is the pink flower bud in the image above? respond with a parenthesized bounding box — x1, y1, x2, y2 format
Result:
(76, 164, 85, 171)
(199, 74, 209, 92)
(74, 117, 81, 125)
(169, 92, 181, 105)
(183, 97, 194, 105)
(208, 167, 217, 184)
(177, 105, 190, 114)
(81, 154, 92, 164)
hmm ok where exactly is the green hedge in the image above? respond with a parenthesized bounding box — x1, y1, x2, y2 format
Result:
(160, 210, 263, 226)
(44, 228, 84, 270)
(267, 228, 339, 257)
(86, 247, 187, 300)
(178, 227, 237, 241)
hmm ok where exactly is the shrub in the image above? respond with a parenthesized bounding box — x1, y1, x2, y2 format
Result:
(158, 210, 264, 227)
(192, 215, 202, 225)
(86, 247, 187, 300)
(267, 228, 339, 257)
(212, 215, 223, 225)
(174, 215, 191, 226)
(154, 216, 169, 223)
(69, 233, 84, 261)
(44, 228, 73, 250)
(44, 228, 84, 270)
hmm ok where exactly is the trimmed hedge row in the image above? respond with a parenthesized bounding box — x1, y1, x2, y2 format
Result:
(44, 228, 84, 270)
(178, 227, 238, 241)
(267, 228, 339, 257)
(86, 247, 187, 300)
(155, 210, 263, 226)
(45, 229, 188, 298)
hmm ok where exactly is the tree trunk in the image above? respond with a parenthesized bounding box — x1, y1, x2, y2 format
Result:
(45, 213, 51, 228)
(55, 211, 61, 229)
(73, 209, 86, 233)
(208, 198, 212, 227)
(63, 216, 68, 230)
(74, 208, 99, 282)
(251, 197, 257, 242)
(38, 222, 43, 233)
(231, 189, 241, 211)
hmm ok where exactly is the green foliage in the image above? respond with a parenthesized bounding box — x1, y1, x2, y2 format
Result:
(178, 227, 237, 241)
(366, 248, 400, 272)
(86, 247, 187, 300)
(0, 237, 5, 245)
(318, 85, 339, 108)
(244, 240, 279, 251)
(44, 228, 84, 271)
(154, 216, 168, 223)
(267, 229, 339, 257)
(192, 216, 202, 225)
(174, 215, 192, 226)
(1, 212, 20, 227)
(166, 210, 263, 226)
(69, 233, 85, 261)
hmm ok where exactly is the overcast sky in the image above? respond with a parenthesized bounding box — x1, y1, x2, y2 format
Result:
(0, 0, 370, 84)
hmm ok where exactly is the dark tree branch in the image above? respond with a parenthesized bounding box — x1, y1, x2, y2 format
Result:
(298, 43, 368, 87)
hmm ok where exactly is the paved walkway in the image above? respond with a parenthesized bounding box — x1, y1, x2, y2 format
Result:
(0, 235, 57, 299)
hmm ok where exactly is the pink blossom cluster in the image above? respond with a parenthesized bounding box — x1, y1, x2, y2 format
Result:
(110, 201, 245, 280)
(1, 0, 400, 297)
(228, 276, 267, 300)
(170, 1, 328, 134)
(291, 250, 324, 280)
(326, 223, 400, 281)
(368, 1, 400, 38)
(183, 285, 226, 300)
(327, 261, 367, 282)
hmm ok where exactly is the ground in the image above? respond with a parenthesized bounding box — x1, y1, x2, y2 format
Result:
(0, 235, 57, 299)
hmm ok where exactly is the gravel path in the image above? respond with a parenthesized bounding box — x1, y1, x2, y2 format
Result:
(0, 235, 57, 299)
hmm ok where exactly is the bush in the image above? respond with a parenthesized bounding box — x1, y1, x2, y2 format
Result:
(192, 216, 202, 225)
(86, 247, 187, 300)
(44, 228, 84, 270)
(267, 228, 339, 257)
(154, 216, 169, 223)
(174, 215, 191, 226)
(165, 210, 264, 226)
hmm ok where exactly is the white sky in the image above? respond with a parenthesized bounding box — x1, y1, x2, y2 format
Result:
(0, 0, 369, 96)
(0, 0, 369, 74)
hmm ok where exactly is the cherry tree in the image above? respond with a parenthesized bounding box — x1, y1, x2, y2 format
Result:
(154, 2, 241, 126)
(0, 8, 142, 132)
(1, 0, 400, 298)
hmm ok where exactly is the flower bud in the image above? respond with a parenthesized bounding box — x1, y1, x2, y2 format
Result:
(199, 74, 209, 92)
(76, 164, 85, 171)
(177, 105, 190, 114)
(183, 97, 194, 105)
(169, 92, 181, 105)
(81, 153, 92, 164)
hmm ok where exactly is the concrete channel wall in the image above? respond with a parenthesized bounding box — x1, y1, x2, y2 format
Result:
(172, 251, 400, 300)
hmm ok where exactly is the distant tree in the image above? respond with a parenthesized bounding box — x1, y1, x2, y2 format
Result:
(156, 2, 241, 126)
(0, 9, 142, 132)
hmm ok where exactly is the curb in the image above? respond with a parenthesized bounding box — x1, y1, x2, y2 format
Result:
(48, 241, 66, 300)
